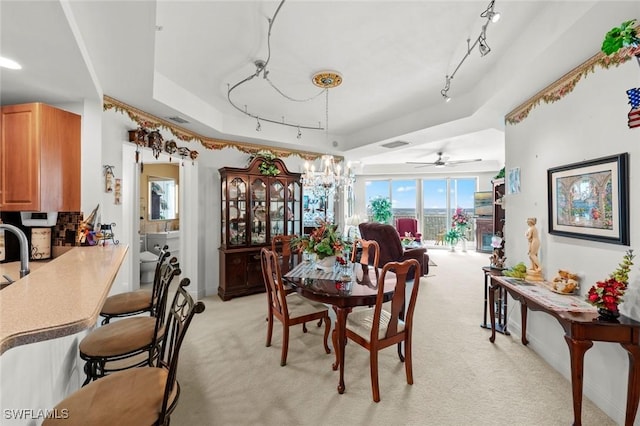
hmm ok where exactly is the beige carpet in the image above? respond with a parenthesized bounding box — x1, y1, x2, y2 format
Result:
(171, 250, 615, 425)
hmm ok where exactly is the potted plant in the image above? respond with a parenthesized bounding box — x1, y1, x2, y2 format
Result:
(293, 220, 345, 271)
(601, 20, 639, 56)
(369, 196, 392, 224)
(443, 228, 462, 251)
(249, 150, 280, 176)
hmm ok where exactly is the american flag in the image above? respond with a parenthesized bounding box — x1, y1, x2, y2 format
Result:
(627, 88, 640, 129)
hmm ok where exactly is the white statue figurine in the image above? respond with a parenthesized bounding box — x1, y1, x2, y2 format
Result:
(525, 217, 543, 281)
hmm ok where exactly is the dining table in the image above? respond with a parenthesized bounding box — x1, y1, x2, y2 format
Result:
(283, 260, 397, 395)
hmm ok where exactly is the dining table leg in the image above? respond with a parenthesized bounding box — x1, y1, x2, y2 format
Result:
(332, 306, 352, 394)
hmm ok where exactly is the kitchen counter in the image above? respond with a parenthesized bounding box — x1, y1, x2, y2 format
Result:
(0, 245, 128, 354)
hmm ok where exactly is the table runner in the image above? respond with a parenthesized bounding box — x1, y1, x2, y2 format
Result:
(500, 277, 597, 313)
(284, 261, 349, 281)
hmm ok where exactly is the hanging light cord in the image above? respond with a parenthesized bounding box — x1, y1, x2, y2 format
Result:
(227, 0, 326, 131)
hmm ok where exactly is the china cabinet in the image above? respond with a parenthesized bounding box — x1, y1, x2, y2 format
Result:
(0, 103, 81, 212)
(218, 157, 302, 300)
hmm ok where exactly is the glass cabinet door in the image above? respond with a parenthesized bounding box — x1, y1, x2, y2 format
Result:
(288, 181, 302, 236)
(228, 177, 247, 246)
(251, 178, 267, 245)
(269, 179, 286, 239)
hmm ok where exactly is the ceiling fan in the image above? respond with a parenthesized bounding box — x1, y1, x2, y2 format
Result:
(406, 152, 482, 168)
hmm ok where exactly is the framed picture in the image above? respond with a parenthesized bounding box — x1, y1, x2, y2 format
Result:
(508, 167, 521, 194)
(474, 191, 493, 216)
(547, 153, 629, 245)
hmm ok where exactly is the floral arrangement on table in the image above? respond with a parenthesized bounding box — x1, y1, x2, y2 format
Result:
(249, 150, 281, 176)
(443, 228, 463, 246)
(293, 220, 345, 260)
(451, 207, 470, 240)
(586, 249, 635, 319)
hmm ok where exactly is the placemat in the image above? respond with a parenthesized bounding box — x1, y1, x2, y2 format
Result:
(501, 278, 596, 313)
(284, 261, 347, 281)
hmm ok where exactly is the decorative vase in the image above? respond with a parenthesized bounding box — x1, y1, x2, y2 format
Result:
(449, 244, 456, 252)
(461, 239, 467, 253)
(316, 255, 337, 272)
(597, 307, 620, 322)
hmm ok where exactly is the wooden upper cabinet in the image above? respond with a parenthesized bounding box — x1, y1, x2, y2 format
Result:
(0, 103, 81, 212)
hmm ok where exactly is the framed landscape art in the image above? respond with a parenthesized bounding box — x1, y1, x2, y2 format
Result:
(474, 191, 493, 216)
(547, 153, 629, 245)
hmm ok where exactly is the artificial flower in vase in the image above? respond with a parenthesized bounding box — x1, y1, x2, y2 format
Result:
(293, 220, 345, 272)
(451, 207, 470, 252)
(586, 249, 635, 321)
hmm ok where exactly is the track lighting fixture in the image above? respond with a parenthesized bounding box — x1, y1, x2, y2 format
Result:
(481, 0, 501, 23)
(227, 0, 342, 140)
(440, 0, 501, 101)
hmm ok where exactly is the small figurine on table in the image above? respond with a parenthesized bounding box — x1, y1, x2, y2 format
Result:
(525, 217, 543, 281)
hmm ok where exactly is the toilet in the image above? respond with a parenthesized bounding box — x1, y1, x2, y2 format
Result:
(140, 235, 159, 283)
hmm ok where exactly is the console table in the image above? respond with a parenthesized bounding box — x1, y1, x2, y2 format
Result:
(481, 266, 509, 334)
(489, 275, 640, 426)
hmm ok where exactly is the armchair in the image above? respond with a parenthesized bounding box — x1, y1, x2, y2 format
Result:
(395, 218, 422, 242)
(358, 222, 428, 277)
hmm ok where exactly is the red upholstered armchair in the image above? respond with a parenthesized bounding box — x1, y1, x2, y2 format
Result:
(395, 218, 422, 242)
(358, 222, 428, 277)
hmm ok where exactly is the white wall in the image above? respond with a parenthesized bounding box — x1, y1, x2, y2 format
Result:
(504, 56, 639, 425)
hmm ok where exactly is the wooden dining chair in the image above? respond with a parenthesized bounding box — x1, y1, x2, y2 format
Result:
(79, 258, 181, 384)
(260, 247, 331, 366)
(271, 234, 300, 274)
(343, 258, 421, 402)
(43, 278, 205, 426)
(351, 238, 380, 268)
(99, 245, 171, 324)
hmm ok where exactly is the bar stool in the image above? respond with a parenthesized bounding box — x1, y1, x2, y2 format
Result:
(79, 258, 181, 385)
(43, 278, 205, 426)
(99, 245, 170, 325)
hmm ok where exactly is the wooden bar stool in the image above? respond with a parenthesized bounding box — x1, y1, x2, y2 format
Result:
(43, 278, 205, 426)
(99, 245, 171, 325)
(79, 258, 181, 385)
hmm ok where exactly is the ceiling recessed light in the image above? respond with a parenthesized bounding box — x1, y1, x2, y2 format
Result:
(0, 56, 21, 70)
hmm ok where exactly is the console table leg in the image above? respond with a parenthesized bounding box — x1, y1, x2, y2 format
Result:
(489, 283, 497, 343)
(520, 303, 529, 345)
(564, 336, 593, 426)
(621, 343, 640, 426)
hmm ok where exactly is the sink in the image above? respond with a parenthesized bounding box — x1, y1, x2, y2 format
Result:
(147, 230, 180, 237)
(145, 231, 180, 260)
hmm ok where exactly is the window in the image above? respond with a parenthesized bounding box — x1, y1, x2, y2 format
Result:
(365, 177, 478, 243)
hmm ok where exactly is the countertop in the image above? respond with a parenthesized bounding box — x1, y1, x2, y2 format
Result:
(0, 245, 128, 354)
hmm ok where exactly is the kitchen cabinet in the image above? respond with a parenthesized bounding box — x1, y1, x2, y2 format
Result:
(218, 157, 302, 300)
(0, 103, 81, 212)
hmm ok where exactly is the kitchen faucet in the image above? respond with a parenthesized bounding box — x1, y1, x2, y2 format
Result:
(0, 224, 30, 277)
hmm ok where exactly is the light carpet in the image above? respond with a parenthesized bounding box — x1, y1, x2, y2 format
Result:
(171, 250, 615, 425)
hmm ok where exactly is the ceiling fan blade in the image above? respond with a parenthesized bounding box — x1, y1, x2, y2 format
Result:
(446, 158, 482, 165)
(406, 161, 436, 165)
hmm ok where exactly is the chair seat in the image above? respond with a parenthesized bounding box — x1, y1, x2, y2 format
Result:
(346, 308, 405, 342)
(43, 367, 177, 426)
(79, 317, 158, 357)
(287, 294, 328, 319)
(100, 289, 152, 316)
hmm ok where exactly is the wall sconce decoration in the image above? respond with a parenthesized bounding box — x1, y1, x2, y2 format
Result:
(165, 140, 177, 156)
(147, 130, 164, 158)
(126, 127, 198, 165)
(114, 178, 122, 205)
(104, 165, 115, 193)
(128, 127, 148, 164)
